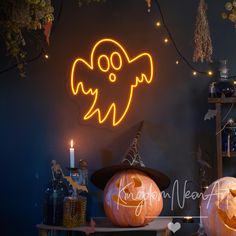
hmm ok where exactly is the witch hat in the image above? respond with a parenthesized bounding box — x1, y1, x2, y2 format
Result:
(91, 121, 170, 190)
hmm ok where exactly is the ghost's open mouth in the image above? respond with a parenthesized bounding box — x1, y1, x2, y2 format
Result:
(109, 73, 116, 82)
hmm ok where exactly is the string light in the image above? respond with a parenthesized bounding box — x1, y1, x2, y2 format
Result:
(175, 60, 179, 65)
(44, 54, 49, 59)
(207, 70, 213, 76)
(153, 0, 224, 79)
(0, 0, 220, 79)
(234, 81, 236, 85)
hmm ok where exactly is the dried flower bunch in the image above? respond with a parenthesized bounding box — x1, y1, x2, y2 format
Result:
(222, 1, 236, 27)
(0, 0, 54, 77)
(193, 0, 213, 63)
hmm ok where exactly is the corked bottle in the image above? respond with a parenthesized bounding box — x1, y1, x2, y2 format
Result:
(78, 159, 89, 221)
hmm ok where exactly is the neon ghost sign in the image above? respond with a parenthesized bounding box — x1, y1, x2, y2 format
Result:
(70, 38, 154, 126)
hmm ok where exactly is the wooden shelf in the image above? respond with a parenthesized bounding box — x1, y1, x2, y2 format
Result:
(36, 217, 172, 236)
(208, 95, 236, 178)
(222, 152, 236, 157)
(208, 97, 236, 104)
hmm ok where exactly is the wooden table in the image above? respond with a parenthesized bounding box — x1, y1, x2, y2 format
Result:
(37, 217, 172, 236)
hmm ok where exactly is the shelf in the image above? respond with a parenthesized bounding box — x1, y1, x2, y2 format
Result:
(222, 152, 236, 157)
(208, 97, 236, 104)
(36, 217, 172, 235)
(209, 95, 236, 178)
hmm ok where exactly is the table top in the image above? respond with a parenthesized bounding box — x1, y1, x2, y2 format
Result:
(37, 217, 172, 232)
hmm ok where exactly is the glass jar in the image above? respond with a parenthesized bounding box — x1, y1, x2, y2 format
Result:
(63, 196, 80, 227)
(63, 195, 87, 227)
(215, 79, 235, 97)
(222, 124, 236, 153)
(215, 60, 235, 97)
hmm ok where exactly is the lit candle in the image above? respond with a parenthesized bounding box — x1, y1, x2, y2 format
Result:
(70, 139, 75, 168)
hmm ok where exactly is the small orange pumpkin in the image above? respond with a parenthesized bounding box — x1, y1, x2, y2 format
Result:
(103, 169, 163, 227)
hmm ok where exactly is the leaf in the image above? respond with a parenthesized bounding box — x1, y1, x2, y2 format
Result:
(64, 176, 88, 192)
(43, 21, 52, 44)
(83, 218, 96, 235)
(204, 109, 217, 120)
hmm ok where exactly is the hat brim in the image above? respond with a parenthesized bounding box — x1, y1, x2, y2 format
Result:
(91, 164, 170, 191)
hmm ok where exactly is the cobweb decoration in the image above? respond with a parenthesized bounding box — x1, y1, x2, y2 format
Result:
(193, 0, 213, 63)
(122, 121, 145, 167)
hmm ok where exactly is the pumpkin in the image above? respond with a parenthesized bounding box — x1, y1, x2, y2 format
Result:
(103, 169, 163, 227)
(201, 177, 236, 236)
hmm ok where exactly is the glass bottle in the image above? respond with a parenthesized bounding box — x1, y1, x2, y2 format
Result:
(63, 193, 80, 227)
(43, 160, 69, 226)
(215, 60, 235, 97)
(78, 159, 89, 221)
(43, 179, 67, 226)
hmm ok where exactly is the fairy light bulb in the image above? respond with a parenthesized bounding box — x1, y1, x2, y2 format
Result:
(164, 38, 169, 43)
(156, 21, 161, 27)
(44, 54, 49, 59)
(208, 70, 213, 76)
(234, 81, 236, 85)
(192, 71, 197, 76)
(175, 60, 179, 65)
(228, 118, 234, 125)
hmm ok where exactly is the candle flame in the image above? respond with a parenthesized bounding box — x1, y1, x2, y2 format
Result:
(70, 139, 74, 148)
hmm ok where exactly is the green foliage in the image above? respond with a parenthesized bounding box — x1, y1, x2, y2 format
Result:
(0, 0, 54, 78)
(0, 0, 106, 78)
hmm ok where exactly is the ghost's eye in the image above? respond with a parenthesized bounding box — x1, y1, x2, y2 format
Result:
(110, 52, 122, 70)
(98, 54, 110, 72)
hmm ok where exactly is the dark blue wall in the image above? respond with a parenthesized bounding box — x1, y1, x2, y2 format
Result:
(1, 0, 236, 235)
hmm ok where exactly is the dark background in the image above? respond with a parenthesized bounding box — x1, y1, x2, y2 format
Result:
(1, 0, 236, 235)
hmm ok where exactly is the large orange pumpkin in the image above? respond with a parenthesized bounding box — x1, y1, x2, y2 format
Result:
(201, 177, 236, 236)
(103, 169, 163, 227)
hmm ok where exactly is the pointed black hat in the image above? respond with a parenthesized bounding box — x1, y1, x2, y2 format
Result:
(91, 121, 170, 191)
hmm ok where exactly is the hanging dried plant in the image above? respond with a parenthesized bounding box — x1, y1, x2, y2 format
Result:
(0, 0, 54, 78)
(193, 0, 213, 63)
(0, 0, 107, 78)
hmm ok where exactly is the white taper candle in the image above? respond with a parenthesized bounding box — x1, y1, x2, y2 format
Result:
(70, 139, 75, 168)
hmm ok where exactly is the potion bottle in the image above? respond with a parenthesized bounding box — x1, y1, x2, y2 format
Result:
(43, 179, 67, 225)
(43, 160, 69, 226)
(215, 60, 235, 97)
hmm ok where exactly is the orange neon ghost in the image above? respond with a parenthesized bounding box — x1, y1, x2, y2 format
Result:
(70, 38, 154, 126)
